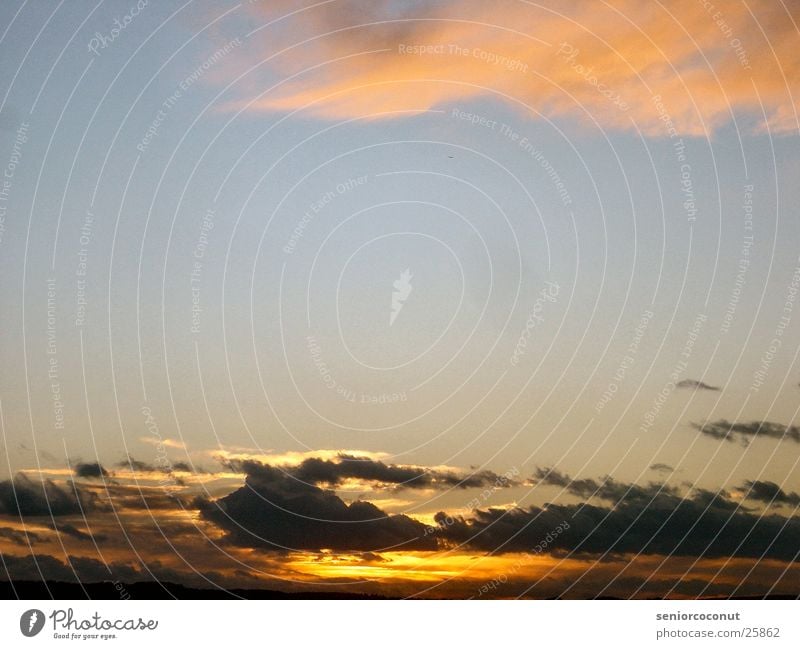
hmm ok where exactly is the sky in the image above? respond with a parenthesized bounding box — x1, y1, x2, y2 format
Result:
(0, 0, 799, 598)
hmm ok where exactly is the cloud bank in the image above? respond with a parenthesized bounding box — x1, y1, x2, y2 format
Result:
(201, 459, 437, 552)
(693, 419, 800, 444)
(439, 469, 800, 561)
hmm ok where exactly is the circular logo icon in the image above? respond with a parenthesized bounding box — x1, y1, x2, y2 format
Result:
(20, 609, 45, 637)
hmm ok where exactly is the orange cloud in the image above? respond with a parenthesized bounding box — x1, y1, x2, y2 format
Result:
(139, 436, 186, 450)
(216, 0, 798, 136)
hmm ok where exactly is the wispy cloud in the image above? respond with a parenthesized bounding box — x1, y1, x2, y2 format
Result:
(650, 463, 675, 474)
(676, 379, 720, 391)
(139, 436, 186, 450)
(693, 419, 800, 444)
(214, 0, 799, 135)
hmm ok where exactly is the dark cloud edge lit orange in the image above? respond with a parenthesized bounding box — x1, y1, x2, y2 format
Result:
(2, 443, 799, 598)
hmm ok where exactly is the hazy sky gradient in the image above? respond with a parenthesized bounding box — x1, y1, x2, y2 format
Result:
(0, 0, 798, 597)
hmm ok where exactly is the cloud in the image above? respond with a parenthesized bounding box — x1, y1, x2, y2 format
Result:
(17, 443, 58, 463)
(0, 526, 46, 546)
(200, 459, 437, 552)
(73, 462, 109, 479)
(693, 420, 800, 444)
(139, 437, 186, 450)
(0, 552, 184, 585)
(0, 474, 100, 517)
(214, 0, 799, 135)
(650, 463, 674, 474)
(438, 471, 800, 561)
(741, 480, 800, 507)
(117, 457, 160, 473)
(47, 522, 107, 544)
(0, 553, 114, 583)
(222, 454, 521, 491)
(116, 455, 204, 476)
(215, 448, 390, 466)
(92, 479, 198, 511)
(676, 379, 720, 391)
(4, 453, 800, 595)
(533, 467, 686, 504)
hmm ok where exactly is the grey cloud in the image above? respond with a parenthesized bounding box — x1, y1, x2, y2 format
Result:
(73, 462, 109, 479)
(223, 454, 521, 491)
(0, 474, 100, 517)
(533, 467, 683, 504)
(693, 420, 800, 444)
(741, 480, 800, 507)
(650, 463, 675, 474)
(201, 459, 436, 552)
(47, 522, 107, 543)
(0, 526, 46, 546)
(438, 477, 800, 561)
(676, 379, 720, 391)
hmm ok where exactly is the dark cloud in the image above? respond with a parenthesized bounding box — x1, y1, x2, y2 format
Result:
(0, 552, 279, 592)
(676, 379, 720, 391)
(73, 462, 109, 479)
(0, 552, 144, 584)
(0, 474, 100, 517)
(117, 456, 167, 473)
(436, 478, 800, 561)
(117, 456, 205, 475)
(0, 526, 46, 546)
(0, 553, 101, 584)
(222, 455, 520, 492)
(741, 480, 800, 507)
(201, 460, 436, 552)
(650, 463, 675, 474)
(99, 483, 191, 511)
(693, 420, 800, 444)
(47, 522, 107, 544)
(533, 467, 683, 504)
(438, 472, 800, 561)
